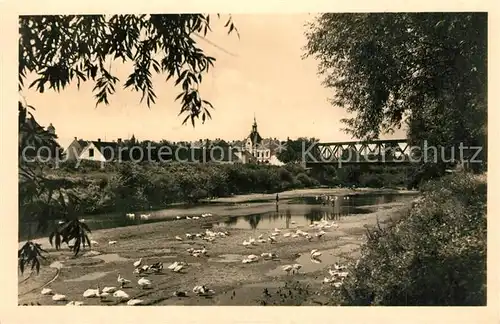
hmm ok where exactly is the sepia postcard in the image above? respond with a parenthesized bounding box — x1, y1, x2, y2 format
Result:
(0, 0, 498, 323)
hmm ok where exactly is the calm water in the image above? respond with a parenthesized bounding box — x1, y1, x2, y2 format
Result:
(217, 193, 414, 230)
(19, 193, 415, 240)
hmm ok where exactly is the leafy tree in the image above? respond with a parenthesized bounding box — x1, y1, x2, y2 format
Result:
(18, 14, 238, 274)
(277, 137, 318, 164)
(304, 13, 487, 170)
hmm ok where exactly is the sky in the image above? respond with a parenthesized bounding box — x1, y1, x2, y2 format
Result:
(21, 14, 406, 148)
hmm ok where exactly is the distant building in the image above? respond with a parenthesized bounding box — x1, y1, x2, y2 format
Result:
(64, 137, 89, 161)
(63, 118, 286, 165)
(240, 116, 283, 165)
(21, 119, 63, 161)
(78, 138, 121, 162)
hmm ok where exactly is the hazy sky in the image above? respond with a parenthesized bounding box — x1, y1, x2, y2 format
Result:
(22, 14, 406, 148)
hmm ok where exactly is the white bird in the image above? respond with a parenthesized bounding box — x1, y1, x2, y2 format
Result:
(113, 290, 130, 300)
(149, 262, 163, 273)
(274, 228, 281, 233)
(173, 264, 184, 272)
(176, 216, 181, 219)
(90, 240, 99, 245)
(311, 251, 322, 259)
(268, 236, 277, 243)
(291, 221, 296, 224)
(102, 286, 116, 293)
(261, 252, 278, 259)
(258, 234, 263, 239)
(108, 240, 117, 245)
(282, 265, 294, 274)
(168, 262, 179, 270)
(41, 288, 53, 295)
(52, 294, 67, 301)
(186, 216, 192, 220)
(283, 232, 291, 238)
(316, 230, 326, 238)
(117, 274, 131, 288)
(186, 233, 194, 239)
(126, 213, 135, 218)
(138, 277, 152, 289)
(193, 285, 214, 295)
(175, 236, 183, 241)
(292, 263, 302, 273)
(66, 301, 84, 306)
(140, 214, 150, 220)
(242, 240, 251, 247)
(83, 287, 100, 298)
(127, 299, 144, 305)
(323, 277, 333, 284)
(192, 216, 200, 220)
(133, 258, 143, 268)
(242, 254, 259, 263)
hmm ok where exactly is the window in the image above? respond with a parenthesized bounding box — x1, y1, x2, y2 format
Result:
(89, 148, 94, 157)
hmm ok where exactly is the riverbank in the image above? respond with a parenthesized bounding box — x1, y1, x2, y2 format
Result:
(206, 187, 416, 203)
(19, 187, 418, 247)
(18, 191, 414, 305)
(25, 161, 410, 218)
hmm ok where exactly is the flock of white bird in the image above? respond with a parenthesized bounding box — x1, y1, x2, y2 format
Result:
(38, 212, 221, 305)
(322, 263, 349, 287)
(240, 219, 338, 249)
(38, 210, 349, 305)
(39, 252, 216, 305)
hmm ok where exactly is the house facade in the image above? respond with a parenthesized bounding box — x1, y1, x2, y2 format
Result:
(64, 137, 89, 161)
(64, 119, 285, 165)
(240, 117, 283, 165)
(83, 139, 122, 162)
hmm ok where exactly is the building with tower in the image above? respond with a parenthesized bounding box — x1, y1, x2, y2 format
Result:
(242, 116, 273, 163)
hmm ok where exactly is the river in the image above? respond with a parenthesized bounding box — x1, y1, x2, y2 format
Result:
(19, 191, 416, 241)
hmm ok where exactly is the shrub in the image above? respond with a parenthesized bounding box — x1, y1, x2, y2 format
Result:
(337, 172, 486, 306)
(358, 173, 383, 188)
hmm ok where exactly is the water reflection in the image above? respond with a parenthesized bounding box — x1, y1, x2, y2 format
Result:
(19, 193, 415, 240)
(219, 204, 372, 230)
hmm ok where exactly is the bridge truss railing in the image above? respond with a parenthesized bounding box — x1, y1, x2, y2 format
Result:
(304, 139, 413, 166)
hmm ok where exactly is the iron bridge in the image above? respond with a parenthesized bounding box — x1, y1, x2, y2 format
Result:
(304, 139, 414, 167)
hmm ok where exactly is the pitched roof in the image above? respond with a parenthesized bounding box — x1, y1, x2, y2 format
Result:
(248, 131, 263, 145)
(77, 140, 88, 147)
(90, 141, 119, 160)
(208, 147, 242, 163)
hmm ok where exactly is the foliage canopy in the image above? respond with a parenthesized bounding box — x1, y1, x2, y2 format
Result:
(18, 14, 238, 274)
(304, 13, 487, 158)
